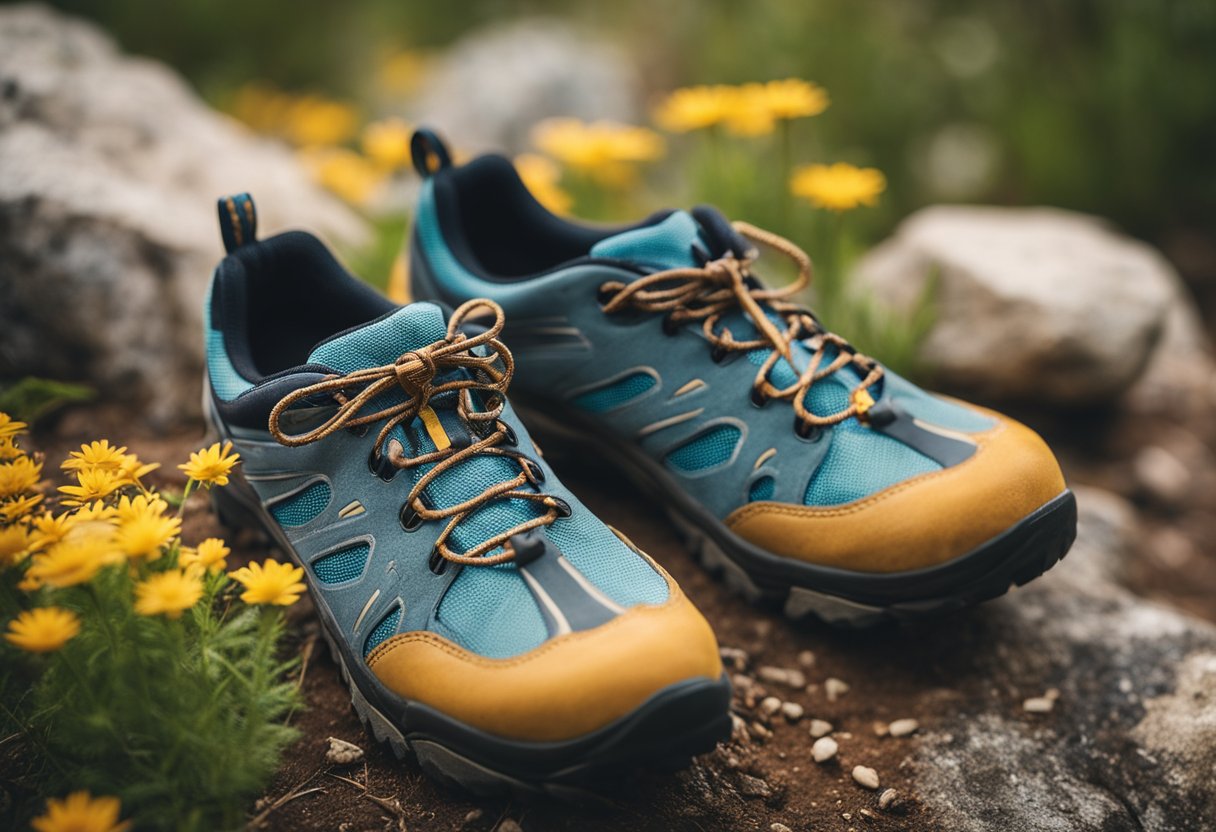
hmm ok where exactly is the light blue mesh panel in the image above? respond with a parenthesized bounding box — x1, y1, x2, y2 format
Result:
(364, 605, 402, 655)
(570, 372, 656, 413)
(545, 514, 668, 608)
(203, 282, 255, 401)
(309, 304, 447, 373)
(312, 543, 370, 584)
(589, 211, 702, 269)
(749, 476, 775, 502)
(883, 372, 995, 433)
(270, 482, 331, 527)
(436, 565, 547, 659)
(665, 425, 742, 472)
(803, 379, 940, 506)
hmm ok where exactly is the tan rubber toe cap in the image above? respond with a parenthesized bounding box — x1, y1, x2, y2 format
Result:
(724, 408, 1067, 573)
(365, 570, 722, 742)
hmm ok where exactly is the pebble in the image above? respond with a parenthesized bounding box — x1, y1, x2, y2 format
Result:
(749, 721, 774, 741)
(324, 736, 365, 765)
(878, 788, 899, 810)
(730, 712, 750, 744)
(809, 719, 833, 738)
(825, 677, 850, 701)
(797, 649, 817, 668)
(463, 809, 485, 826)
(872, 721, 889, 737)
(770, 824, 792, 832)
(737, 773, 773, 798)
(719, 646, 750, 671)
(1134, 445, 1191, 506)
(811, 736, 839, 763)
(888, 718, 920, 737)
(733, 673, 767, 708)
(759, 696, 783, 718)
(495, 821, 523, 832)
(1023, 696, 1055, 713)
(781, 701, 805, 722)
(852, 765, 880, 790)
(758, 666, 807, 688)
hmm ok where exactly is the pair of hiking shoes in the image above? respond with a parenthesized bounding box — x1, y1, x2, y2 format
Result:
(204, 129, 1076, 796)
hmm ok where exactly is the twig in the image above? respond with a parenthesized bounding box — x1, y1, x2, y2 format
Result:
(327, 771, 408, 831)
(246, 767, 326, 829)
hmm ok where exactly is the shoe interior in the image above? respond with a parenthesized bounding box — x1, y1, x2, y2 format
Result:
(431, 155, 669, 279)
(211, 231, 396, 380)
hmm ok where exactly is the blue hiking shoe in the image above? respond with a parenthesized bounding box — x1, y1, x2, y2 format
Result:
(202, 194, 729, 795)
(405, 130, 1077, 627)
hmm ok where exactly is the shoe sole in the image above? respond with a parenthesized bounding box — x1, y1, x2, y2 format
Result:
(207, 446, 732, 798)
(514, 399, 1077, 628)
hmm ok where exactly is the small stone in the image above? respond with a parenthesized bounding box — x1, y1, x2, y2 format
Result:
(758, 666, 807, 688)
(463, 809, 485, 826)
(731, 712, 750, 743)
(759, 696, 783, 717)
(872, 721, 889, 737)
(888, 718, 920, 737)
(859, 809, 877, 819)
(719, 646, 750, 672)
(825, 677, 850, 701)
(324, 736, 364, 765)
(1134, 445, 1191, 506)
(738, 773, 772, 798)
(1045, 687, 1061, 701)
(878, 788, 899, 810)
(797, 649, 817, 668)
(811, 736, 839, 763)
(809, 719, 834, 738)
(1023, 696, 1055, 713)
(749, 721, 773, 741)
(852, 765, 880, 790)
(495, 821, 523, 832)
(770, 824, 792, 832)
(781, 702, 805, 722)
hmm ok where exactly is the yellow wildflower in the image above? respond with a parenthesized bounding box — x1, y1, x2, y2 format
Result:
(0, 413, 26, 440)
(5, 607, 80, 653)
(654, 85, 738, 132)
(761, 78, 829, 121)
(229, 559, 307, 606)
(181, 537, 230, 574)
(0, 455, 42, 498)
(532, 118, 665, 187)
(0, 524, 33, 566)
(1, 493, 43, 522)
(58, 467, 124, 506)
(361, 117, 414, 170)
(298, 146, 386, 207)
(790, 162, 887, 212)
(178, 441, 241, 487)
(61, 440, 128, 472)
(27, 512, 75, 552)
(114, 493, 169, 524)
(514, 154, 573, 216)
(0, 437, 22, 461)
(720, 83, 777, 137)
(72, 501, 118, 525)
(133, 570, 203, 619)
(31, 791, 131, 832)
(284, 95, 358, 147)
(27, 528, 122, 588)
(115, 512, 181, 560)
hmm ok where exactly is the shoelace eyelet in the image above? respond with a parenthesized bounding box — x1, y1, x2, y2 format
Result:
(499, 421, 518, 446)
(521, 458, 546, 484)
(661, 313, 682, 336)
(596, 285, 617, 308)
(750, 388, 769, 408)
(552, 497, 572, 518)
(710, 345, 729, 364)
(368, 449, 399, 482)
(794, 419, 824, 443)
(427, 547, 448, 575)
(399, 501, 424, 532)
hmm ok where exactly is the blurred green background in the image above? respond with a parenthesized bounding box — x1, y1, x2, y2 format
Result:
(34, 0, 1216, 306)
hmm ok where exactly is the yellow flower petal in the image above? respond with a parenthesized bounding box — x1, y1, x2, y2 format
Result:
(31, 790, 131, 832)
(790, 162, 886, 212)
(5, 606, 80, 653)
(0, 455, 42, 498)
(133, 570, 203, 619)
(178, 441, 241, 487)
(0, 413, 27, 441)
(181, 537, 230, 574)
(27, 527, 123, 588)
(229, 559, 307, 606)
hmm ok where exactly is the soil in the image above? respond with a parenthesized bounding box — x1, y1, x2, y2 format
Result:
(13, 396, 1216, 831)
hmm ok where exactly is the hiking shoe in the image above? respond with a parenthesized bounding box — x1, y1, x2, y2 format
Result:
(202, 193, 730, 795)
(405, 129, 1077, 627)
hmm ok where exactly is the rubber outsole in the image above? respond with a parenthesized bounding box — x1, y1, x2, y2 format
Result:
(207, 455, 732, 799)
(514, 399, 1078, 628)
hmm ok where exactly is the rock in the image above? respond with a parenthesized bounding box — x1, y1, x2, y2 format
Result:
(494, 821, 522, 832)
(1021, 697, 1055, 714)
(749, 721, 773, 741)
(407, 19, 641, 153)
(1133, 445, 1192, 507)
(878, 788, 899, 811)
(797, 649, 816, 668)
(730, 713, 750, 745)
(811, 736, 838, 763)
(780, 702, 805, 722)
(758, 696, 783, 718)
(824, 678, 850, 702)
(769, 824, 792, 832)
(757, 666, 807, 689)
(853, 206, 1197, 405)
(852, 765, 880, 790)
(720, 646, 750, 672)
(808, 719, 833, 738)
(0, 5, 367, 427)
(324, 736, 364, 765)
(737, 773, 773, 799)
(887, 719, 919, 738)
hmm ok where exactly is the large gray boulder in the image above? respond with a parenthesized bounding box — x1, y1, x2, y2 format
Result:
(0, 4, 368, 427)
(854, 206, 1214, 408)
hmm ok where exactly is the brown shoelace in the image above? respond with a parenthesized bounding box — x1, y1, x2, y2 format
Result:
(599, 220, 884, 431)
(268, 299, 563, 566)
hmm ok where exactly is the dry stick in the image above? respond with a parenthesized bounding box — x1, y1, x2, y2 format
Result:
(284, 631, 319, 726)
(246, 767, 327, 830)
(327, 772, 407, 831)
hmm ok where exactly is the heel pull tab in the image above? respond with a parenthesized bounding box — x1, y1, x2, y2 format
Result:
(410, 128, 453, 179)
(217, 193, 258, 254)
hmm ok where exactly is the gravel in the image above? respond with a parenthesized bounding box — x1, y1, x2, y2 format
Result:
(757, 666, 807, 688)
(888, 718, 920, 737)
(811, 736, 838, 763)
(809, 719, 833, 738)
(852, 765, 881, 790)
(878, 788, 899, 810)
(324, 736, 364, 765)
(825, 677, 850, 701)
(781, 702, 805, 722)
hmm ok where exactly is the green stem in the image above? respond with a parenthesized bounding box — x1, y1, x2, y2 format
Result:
(177, 480, 195, 521)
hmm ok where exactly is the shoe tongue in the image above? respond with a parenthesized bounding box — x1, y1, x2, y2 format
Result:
(590, 211, 705, 271)
(308, 302, 448, 372)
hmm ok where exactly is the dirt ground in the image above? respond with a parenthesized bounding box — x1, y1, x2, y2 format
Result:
(17, 398, 1216, 831)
